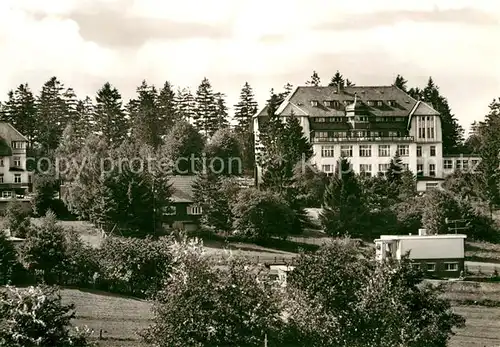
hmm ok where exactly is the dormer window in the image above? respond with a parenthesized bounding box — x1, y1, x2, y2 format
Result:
(367, 101, 374, 106)
(332, 101, 340, 108)
(11, 141, 24, 149)
(377, 101, 383, 107)
(388, 100, 395, 107)
(311, 100, 318, 107)
(324, 101, 331, 107)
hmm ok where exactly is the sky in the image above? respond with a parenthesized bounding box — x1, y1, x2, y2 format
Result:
(1, 0, 499, 135)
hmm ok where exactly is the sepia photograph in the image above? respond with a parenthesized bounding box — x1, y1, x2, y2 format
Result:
(0, 0, 500, 346)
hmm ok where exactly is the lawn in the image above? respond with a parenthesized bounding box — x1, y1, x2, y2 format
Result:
(58, 284, 500, 347)
(466, 240, 500, 264)
(60, 289, 151, 347)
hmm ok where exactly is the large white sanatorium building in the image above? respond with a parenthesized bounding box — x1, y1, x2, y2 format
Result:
(253, 85, 479, 192)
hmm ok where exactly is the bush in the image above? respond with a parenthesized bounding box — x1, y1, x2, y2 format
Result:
(98, 236, 173, 297)
(31, 173, 59, 217)
(142, 241, 283, 346)
(0, 231, 19, 285)
(62, 229, 101, 287)
(232, 188, 297, 240)
(5, 199, 31, 238)
(0, 285, 95, 347)
(21, 211, 68, 284)
(285, 239, 466, 346)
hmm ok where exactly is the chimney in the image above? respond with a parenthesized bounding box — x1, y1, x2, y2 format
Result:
(418, 229, 427, 236)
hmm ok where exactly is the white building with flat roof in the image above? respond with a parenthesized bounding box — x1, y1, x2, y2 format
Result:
(375, 229, 467, 278)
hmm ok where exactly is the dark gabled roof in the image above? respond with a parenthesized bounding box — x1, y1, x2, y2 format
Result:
(0, 137, 12, 156)
(169, 175, 197, 203)
(254, 86, 439, 120)
(0, 122, 28, 142)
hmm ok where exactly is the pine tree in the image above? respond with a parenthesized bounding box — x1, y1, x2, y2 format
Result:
(260, 112, 313, 234)
(2, 84, 37, 148)
(256, 90, 282, 168)
(305, 71, 321, 86)
(422, 77, 464, 154)
(345, 79, 355, 87)
(36, 77, 68, 153)
(477, 99, 500, 215)
(320, 158, 367, 237)
(408, 87, 423, 100)
(194, 77, 217, 137)
(328, 70, 345, 88)
(386, 152, 404, 184)
(94, 82, 128, 147)
(74, 96, 96, 143)
(281, 82, 294, 99)
(234, 83, 258, 176)
(175, 88, 196, 123)
(399, 170, 417, 200)
(234, 82, 258, 132)
(394, 74, 408, 91)
(128, 80, 162, 149)
(213, 92, 229, 129)
(158, 81, 178, 134)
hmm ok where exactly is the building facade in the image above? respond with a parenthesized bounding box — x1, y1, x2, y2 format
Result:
(0, 122, 31, 201)
(253, 85, 477, 191)
(163, 175, 202, 232)
(375, 230, 467, 278)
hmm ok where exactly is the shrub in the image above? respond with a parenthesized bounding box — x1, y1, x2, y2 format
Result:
(142, 241, 282, 346)
(232, 188, 296, 240)
(5, 199, 31, 238)
(0, 285, 95, 347)
(98, 236, 172, 297)
(62, 229, 100, 287)
(285, 239, 466, 346)
(21, 211, 68, 284)
(0, 231, 19, 285)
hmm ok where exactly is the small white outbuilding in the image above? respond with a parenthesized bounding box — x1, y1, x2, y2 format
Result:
(374, 229, 467, 278)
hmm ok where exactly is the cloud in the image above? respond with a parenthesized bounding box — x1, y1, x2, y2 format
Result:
(0, 0, 499, 134)
(314, 7, 498, 31)
(26, 5, 232, 48)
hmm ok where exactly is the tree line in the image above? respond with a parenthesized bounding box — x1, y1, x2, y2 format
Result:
(0, 77, 258, 166)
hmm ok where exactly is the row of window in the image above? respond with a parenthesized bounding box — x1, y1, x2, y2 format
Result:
(320, 163, 437, 177)
(312, 100, 398, 107)
(163, 205, 202, 216)
(315, 131, 405, 138)
(11, 142, 25, 149)
(312, 116, 406, 123)
(311, 100, 398, 108)
(413, 262, 459, 272)
(321, 145, 437, 158)
(417, 116, 435, 139)
(321, 163, 410, 174)
(0, 174, 22, 183)
(0, 157, 22, 167)
(443, 159, 480, 170)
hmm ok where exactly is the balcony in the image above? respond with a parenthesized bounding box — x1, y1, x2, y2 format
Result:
(312, 136, 414, 143)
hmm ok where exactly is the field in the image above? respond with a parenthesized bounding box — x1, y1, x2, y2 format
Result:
(59, 283, 500, 347)
(17, 218, 500, 346)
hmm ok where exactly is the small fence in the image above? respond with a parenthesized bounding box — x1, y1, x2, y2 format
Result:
(210, 254, 299, 265)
